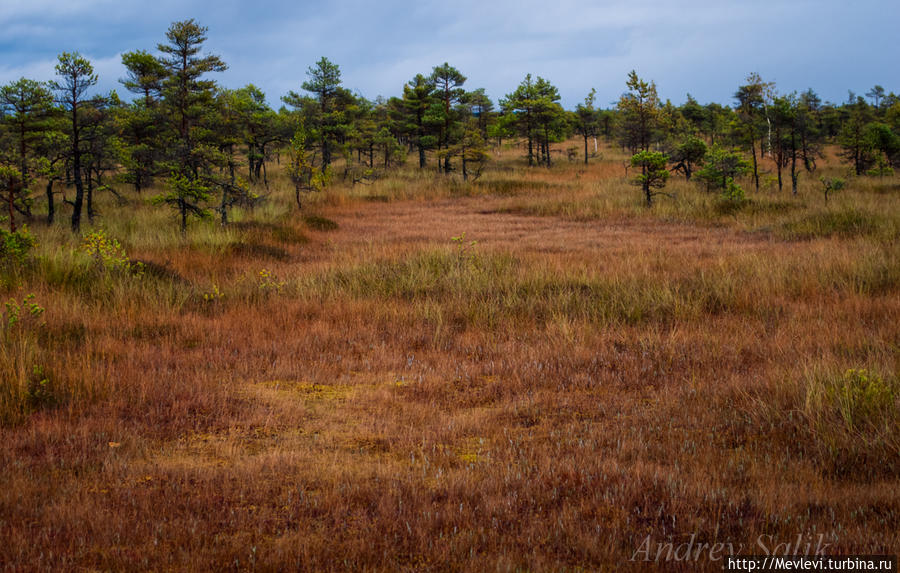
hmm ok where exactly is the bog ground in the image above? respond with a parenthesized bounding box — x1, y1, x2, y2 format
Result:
(1, 146, 898, 571)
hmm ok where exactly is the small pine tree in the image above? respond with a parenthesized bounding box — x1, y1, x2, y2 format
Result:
(695, 145, 751, 198)
(630, 150, 670, 207)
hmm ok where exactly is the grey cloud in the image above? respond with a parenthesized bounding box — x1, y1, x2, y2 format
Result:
(0, 0, 896, 109)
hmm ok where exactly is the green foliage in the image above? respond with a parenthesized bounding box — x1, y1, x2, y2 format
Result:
(450, 232, 478, 268)
(440, 123, 491, 181)
(4, 294, 44, 328)
(695, 144, 751, 197)
(0, 165, 25, 232)
(50, 52, 98, 103)
(864, 122, 900, 166)
(819, 176, 845, 203)
(0, 227, 35, 281)
(120, 50, 166, 104)
(573, 88, 599, 164)
(80, 230, 143, 276)
(400, 74, 437, 168)
(287, 123, 332, 208)
(302, 57, 342, 103)
(0, 78, 54, 201)
(809, 369, 897, 433)
(1, 294, 47, 425)
(257, 269, 285, 292)
(429, 62, 467, 173)
(26, 365, 56, 411)
(152, 172, 213, 232)
(630, 150, 670, 206)
(501, 74, 568, 167)
(669, 135, 707, 180)
(284, 56, 350, 173)
(50, 52, 99, 232)
(156, 19, 228, 232)
(866, 156, 894, 177)
(721, 178, 746, 202)
(617, 71, 661, 153)
(838, 96, 876, 176)
(803, 368, 899, 473)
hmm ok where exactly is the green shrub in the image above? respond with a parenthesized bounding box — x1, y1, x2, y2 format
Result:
(802, 368, 899, 476)
(81, 230, 144, 276)
(0, 294, 47, 425)
(0, 227, 35, 268)
(806, 368, 897, 433)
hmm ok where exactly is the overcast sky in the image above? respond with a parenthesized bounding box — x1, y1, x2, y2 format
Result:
(0, 0, 896, 109)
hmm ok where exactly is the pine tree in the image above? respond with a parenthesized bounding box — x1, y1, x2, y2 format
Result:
(49, 52, 98, 232)
(501, 74, 566, 167)
(733, 73, 773, 192)
(574, 88, 599, 164)
(156, 19, 227, 233)
(630, 151, 669, 207)
(429, 63, 466, 173)
(838, 96, 875, 176)
(0, 78, 54, 220)
(301, 57, 345, 174)
(617, 71, 661, 153)
(117, 50, 168, 192)
(401, 74, 437, 168)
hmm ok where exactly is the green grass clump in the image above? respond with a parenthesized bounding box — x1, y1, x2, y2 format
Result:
(803, 368, 900, 476)
(0, 295, 48, 425)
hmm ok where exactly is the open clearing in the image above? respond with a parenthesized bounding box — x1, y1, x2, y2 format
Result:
(2, 150, 898, 571)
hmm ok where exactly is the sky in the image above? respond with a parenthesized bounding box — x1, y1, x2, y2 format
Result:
(0, 0, 896, 110)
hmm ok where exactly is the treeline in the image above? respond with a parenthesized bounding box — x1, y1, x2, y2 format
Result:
(1, 18, 899, 233)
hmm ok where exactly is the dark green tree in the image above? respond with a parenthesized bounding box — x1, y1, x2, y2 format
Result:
(630, 150, 669, 207)
(501, 74, 539, 166)
(501, 74, 566, 167)
(796, 89, 824, 174)
(680, 94, 707, 136)
(838, 96, 875, 176)
(401, 74, 437, 168)
(617, 71, 661, 153)
(230, 84, 279, 187)
(49, 52, 98, 232)
(429, 62, 466, 173)
(864, 122, 899, 175)
(157, 19, 227, 233)
(34, 125, 68, 224)
(866, 85, 886, 111)
(299, 57, 345, 174)
(117, 50, 168, 192)
(532, 77, 568, 166)
(733, 73, 772, 192)
(770, 94, 793, 193)
(0, 78, 54, 220)
(0, 166, 22, 232)
(80, 92, 121, 221)
(695, 144, 751, 198)
(465, 88, 495, 139)
(574, 88, 600, 164)
(669, 135, 707, 180)
(120, 50, 167, 106)
(210, 88, 257, 225)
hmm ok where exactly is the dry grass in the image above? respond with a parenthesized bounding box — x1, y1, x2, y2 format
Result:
(1, 140, 898, 571)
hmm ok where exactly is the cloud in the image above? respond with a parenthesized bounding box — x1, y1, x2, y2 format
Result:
(0, 0, 896, 109)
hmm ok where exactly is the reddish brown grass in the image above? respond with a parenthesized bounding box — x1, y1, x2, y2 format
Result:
(1, 142, 898, 571)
